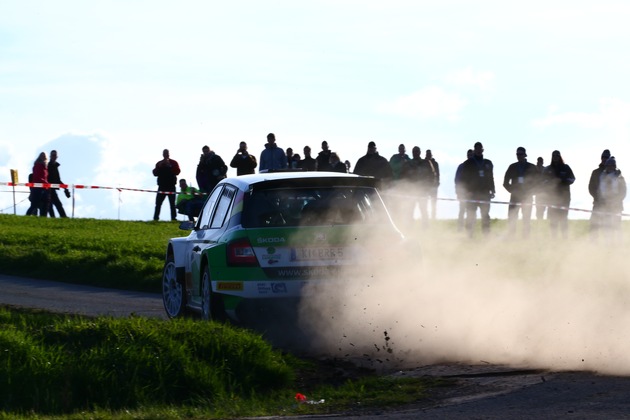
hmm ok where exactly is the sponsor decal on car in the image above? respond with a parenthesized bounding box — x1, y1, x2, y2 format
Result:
(257, 237, 286, 244)
(257, 282, 288, 294)
(217, 281, 244, 291)
(262, 245, 281, 265)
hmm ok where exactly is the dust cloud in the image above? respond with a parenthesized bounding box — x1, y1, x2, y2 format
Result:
(297, 199, 630, 376)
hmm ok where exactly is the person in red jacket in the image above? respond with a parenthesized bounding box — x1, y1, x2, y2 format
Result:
(152, 149, 181, 221)
(31, 152, 50, 217)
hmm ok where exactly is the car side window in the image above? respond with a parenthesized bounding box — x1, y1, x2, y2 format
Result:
(210, 186, 236, 229)
(198, 186, 223, 229)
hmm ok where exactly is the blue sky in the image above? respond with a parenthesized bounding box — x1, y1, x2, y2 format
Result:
(1, 1, 629, 220)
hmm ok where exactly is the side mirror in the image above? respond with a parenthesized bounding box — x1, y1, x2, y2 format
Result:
(179, 221, 195, 231)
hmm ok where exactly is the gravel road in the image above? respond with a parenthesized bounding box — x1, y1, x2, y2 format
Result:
(3, 273, 630, 419)
(0, 274, 166, 319)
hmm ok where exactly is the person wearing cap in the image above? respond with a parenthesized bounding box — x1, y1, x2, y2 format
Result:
(460, 142, 495, 237)
(597, 156, 626, 240)
(503, 147, 536, 238)
(353, 141, 393, 188)
(588, 149, 612, 238)
(542, 150, 575, 239)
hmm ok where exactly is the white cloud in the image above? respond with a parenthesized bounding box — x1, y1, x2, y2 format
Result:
(376, 86, 467, 121)
(533, 98, 630, 130)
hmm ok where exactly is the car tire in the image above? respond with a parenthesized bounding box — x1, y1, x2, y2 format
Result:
(162, 255, 187, 318)
(201, 264, 225, 322)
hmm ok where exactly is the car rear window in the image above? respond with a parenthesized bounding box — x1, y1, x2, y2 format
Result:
(242, 187, 387, 228)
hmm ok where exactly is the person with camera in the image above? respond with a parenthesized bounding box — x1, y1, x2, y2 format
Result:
(230, 141, 257, 175)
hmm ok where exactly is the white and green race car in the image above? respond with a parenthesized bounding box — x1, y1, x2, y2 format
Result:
(162, 171, 405, 322)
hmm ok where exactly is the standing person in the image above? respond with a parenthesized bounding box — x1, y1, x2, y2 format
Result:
(31, 152, 49, 217)
(26, 172, 39, 216)
(454, 149, 474, 231)
(542, 150, 575, 239)
(425, 150, 440, 219)
(353, 141, 393, 188)
(503, 147, 537, 238)
(259, 133, 287, 172)
(153, 149, 180, 221)
(597, 157, 626, 240)
(460, 142, 495, 237)
(298, 145, 317, 171)
(534, 157, 547, 220)
(402, 146, 434, 227)
(196, 145, 227, 192)
(329, 152, 348, 173)
(316, 141, 333, 172)
(47, 150, 70, 218)
(286, 147, 294, 168)
(588, 149, 612, 239)
(389, 144, 410, 181)
(230, 141, 257, 176)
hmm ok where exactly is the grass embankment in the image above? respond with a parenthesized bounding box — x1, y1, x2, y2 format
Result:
(0, 214, 442, 418)
(0, 214, 185, 293)
(0, 307, 441, 419)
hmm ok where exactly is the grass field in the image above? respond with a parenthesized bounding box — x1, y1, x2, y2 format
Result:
(0, 214, 446, 418)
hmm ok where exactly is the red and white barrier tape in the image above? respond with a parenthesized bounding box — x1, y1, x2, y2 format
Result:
(0, 182, 207, 196)
(2, 181, 627, 217)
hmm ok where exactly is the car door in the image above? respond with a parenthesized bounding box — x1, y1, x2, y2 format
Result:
(187, 185, 237, 303)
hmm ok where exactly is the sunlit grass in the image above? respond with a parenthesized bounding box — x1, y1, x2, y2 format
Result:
(0, 215, 188, 292)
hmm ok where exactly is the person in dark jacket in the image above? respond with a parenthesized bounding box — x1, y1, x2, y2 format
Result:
(298, 145, 317, 171)
(542, 150, 575, 239)
(259, 133, 287, 172)
(196, 145, 227, 192)
(454, 149, 474, 231)
(401, 146, 435, 227)
(597, 157, 626, 241)
(503, 146, 536, 238)
(230, 142, 257, 176)
(316, 141, 333, 172)
(353, 141, 393, 188)
(425, 149, 440, 219)
(329, 152, 348, 173)
(588, 149, 612, 238)
(47, 150, 70, 218)
(460, 142, 495, 237)
(153, 149, 180, 221)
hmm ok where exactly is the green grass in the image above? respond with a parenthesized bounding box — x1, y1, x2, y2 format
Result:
(0, 215, 188, 292)
(0, 214, 446, 418)
(0, 307, 441, 418)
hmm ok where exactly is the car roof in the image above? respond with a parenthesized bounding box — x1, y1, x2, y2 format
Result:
(218, 171, 378, 191)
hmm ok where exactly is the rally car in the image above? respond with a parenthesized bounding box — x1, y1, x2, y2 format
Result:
(161, 171, 405, 322)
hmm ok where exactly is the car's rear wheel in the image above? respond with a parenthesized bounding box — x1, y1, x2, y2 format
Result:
(201, 264, 225, 321)
(162, 255, 186, 318)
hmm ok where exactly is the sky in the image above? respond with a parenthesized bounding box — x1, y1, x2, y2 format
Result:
(1, 1, 630, 220)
